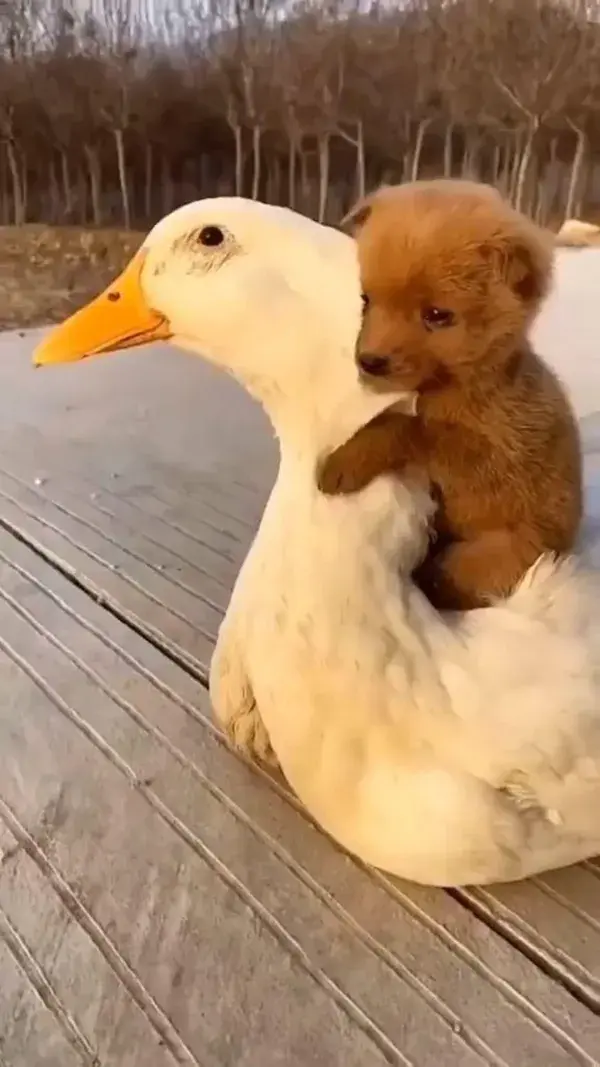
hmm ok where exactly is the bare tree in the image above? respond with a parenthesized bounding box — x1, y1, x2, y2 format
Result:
(456, 0, 590, 211)
(1, 0, 600, 231)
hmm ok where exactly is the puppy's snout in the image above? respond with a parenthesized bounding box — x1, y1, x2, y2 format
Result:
(357, 352, 391, 377)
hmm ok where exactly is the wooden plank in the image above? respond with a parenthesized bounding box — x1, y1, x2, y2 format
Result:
(1, 449, 600, 1015)
(0, 462, 240, 605)
(0, 614, 396, 1067)
(458, 873, 600, 1007)
(0, 534, 598, 1066)
(0, 484, 217, 676)
(0, 551, 456, 1067)
(1, 331, 600, 1061)
(0, 938, 86, 1067)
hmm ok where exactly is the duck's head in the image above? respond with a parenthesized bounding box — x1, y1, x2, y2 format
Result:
(34, 199, 413, 456)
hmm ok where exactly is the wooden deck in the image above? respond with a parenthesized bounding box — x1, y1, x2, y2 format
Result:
(0, 329, 599, 1067)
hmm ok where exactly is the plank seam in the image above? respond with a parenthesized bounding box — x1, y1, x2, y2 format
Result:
(0, 906, 100, 1066)
(0, 801, 203, 1067)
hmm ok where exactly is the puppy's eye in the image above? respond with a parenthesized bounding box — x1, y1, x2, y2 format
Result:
(421, 306, 455, 330)
(361, 293, 370, 311)
(198, 225, 225, 248)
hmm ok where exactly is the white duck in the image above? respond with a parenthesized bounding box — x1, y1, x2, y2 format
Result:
(33, 199, 600, 887)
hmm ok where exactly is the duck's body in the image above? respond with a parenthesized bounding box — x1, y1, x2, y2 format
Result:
(34, 196, 600, 886)
(214, 447, 600, 886)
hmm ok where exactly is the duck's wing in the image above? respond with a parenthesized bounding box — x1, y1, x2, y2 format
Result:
(444, 552, 600, 779)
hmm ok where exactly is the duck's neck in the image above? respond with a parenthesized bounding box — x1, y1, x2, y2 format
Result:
(265, 359, 412, 471)
(259, 365, 431, 584)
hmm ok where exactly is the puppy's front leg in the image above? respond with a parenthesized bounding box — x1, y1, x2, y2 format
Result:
(210, 616, 278, 768)
(318, 411, 420, 495)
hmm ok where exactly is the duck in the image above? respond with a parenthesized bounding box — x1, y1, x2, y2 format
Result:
(33, 198, 600, 887)
(555, 217, 600, 248)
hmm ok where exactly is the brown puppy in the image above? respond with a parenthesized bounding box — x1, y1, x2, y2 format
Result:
(319, 180, 582, 611)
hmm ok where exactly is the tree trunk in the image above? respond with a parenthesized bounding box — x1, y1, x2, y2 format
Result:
(411, 118, 430, 181)
(114, 127, 131, 229)
(581, 160, 595, 218)
(251, 125, 261, 200)
(20, 151, 28, 222)
(199, 153, 210, 194)
(6, 140, 23, 226)
(144, 141, 153, 220)
(161, 153, 174, 215)
(60, 148, 72, 219)
(317, 134, 330, 223)
(526, 151, 540, 218)
(541, 136, 559, 224)
(576, 165, 589, 219)
(232, 122, 243, 197)
(461, 129, 481, 178)
(84, 144, 102, 226)
(564, 125, 586, 222)
(0, 167, 6, 224)
(508, 132, 523, 204)
(77, 166, 88, 224)
(513, 120, 537, 213)
(491, 142, 501, 185)
(0, 150, 8, 223)
(443, 123, 454, 177)
(288, 133, 297, 209)
(459, 136, 469, 178)
(267, 153, 281, 203)
(299, 146, 310, 205)
(48, 157, 60, 221)
(497, 141, 512, 194)
(355, 121, 365, 199)
(535, 171, 549, 224)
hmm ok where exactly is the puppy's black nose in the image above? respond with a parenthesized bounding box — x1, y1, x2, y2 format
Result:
(357, 353, 391, 377)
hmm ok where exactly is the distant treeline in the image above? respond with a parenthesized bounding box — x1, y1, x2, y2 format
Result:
(1, 0, 599, 229)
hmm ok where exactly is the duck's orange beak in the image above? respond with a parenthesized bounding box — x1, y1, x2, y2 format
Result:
(33, 250, 172, 367)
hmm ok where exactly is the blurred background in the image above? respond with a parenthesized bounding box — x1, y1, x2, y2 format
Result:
(1, 0, 599, 229)
(1, 0, 599, 327)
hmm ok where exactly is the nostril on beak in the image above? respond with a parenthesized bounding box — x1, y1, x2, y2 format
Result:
(357, 353, 391, 377)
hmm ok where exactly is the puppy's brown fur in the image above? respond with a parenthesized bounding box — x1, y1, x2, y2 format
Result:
(319, 180, 582, 611)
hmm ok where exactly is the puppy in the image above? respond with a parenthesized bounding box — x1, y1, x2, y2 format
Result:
(319, 180, 582, 611)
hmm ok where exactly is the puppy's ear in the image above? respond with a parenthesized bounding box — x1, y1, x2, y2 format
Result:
(340, 195, 373, 235)
(482, 223, 553, 308)
(504, 229, 553, 305)
(340, 184, 395, 234)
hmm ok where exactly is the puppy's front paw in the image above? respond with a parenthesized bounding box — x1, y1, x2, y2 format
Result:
(317, 450, 367, 495)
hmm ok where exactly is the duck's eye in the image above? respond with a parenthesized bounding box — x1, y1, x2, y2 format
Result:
(421, 306, 455, 330)
(198, 225, 225, 248)
(361, 293, 370, 311)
